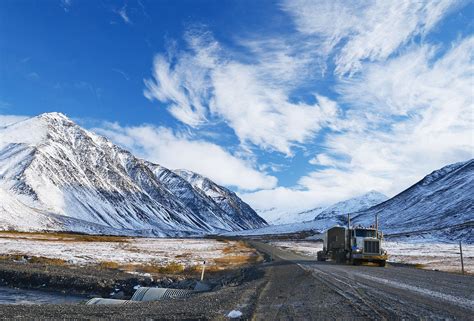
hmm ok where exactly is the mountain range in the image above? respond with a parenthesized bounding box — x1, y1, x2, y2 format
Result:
(228, 160, 473, 243)
(350, 159, 473, 242)
(0, 113, 267, 236)
(257, 191, 387, 225)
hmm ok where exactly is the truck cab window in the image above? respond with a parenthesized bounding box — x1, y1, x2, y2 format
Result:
(355, 230, 376, 237)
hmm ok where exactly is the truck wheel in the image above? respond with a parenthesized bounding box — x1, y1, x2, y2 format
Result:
(378, 260, 386, 267)
(351, 259, 360, 266)
(336, 251, 346, 264)
(317, 251, 326, 262)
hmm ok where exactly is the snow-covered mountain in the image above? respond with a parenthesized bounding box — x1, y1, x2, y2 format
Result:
(0, 113, 267, 236)
(174, 170, 267, 229)
(350, 159, 473, 242)
(256, 207, 324, 225)
(256, 191, 386, 225)
(226, 161, 473, 243)
(310, 191, 388, 230)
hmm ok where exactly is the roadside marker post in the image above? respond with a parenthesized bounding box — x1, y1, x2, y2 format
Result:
(201, 261, 206, 281)
(459, 241, 464, 275)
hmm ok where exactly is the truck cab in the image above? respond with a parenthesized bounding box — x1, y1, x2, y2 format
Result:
(349, 227, 387, 266)
(317, 216, 388, 267)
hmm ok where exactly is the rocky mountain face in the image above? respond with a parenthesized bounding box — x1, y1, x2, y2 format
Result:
(0, 113, 267, 236)
(174, 170, 267, 230)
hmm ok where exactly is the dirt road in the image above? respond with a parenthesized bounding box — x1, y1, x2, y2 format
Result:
(1, 240, 472, 320)
(250, 241, 474, 320)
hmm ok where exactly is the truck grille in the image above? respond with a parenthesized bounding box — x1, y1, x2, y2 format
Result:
(364, 240, 380, 254)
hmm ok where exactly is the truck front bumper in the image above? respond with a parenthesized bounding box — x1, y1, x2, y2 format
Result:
(352, 254, 388, 261)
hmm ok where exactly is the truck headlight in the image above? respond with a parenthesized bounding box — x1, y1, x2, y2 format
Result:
(354, 248, 362, 253)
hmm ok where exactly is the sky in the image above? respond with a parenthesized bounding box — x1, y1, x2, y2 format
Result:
(0, 0, 473, 212)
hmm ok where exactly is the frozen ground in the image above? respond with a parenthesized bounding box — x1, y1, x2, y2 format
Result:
(0, 232, 254, 268)
(269, 240, 473, 273)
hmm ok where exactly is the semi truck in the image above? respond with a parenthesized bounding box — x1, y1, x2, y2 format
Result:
(317, 215, 388, 266)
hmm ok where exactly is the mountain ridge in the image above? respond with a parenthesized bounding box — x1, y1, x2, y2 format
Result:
(0, 112, 267, 236)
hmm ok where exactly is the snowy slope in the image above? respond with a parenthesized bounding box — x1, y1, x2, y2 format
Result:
(0, 113, 266, 235)
(151, 164, 266, 230)
(226, 161, 473, 243)
(225, 191, 387, 236)
(351, 160, 474, 238)
(256, 206, 324, 225)
(174, 170, 267, 229)
(255, 191, 386, 225)
(310, 191, 388, 230)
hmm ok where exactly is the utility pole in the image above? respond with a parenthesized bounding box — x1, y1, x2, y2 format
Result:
(459, 241, 465, 275)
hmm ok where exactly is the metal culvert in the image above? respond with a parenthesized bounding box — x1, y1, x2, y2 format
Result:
(86, 298, 134, 305)
(131, 287, 194, 302)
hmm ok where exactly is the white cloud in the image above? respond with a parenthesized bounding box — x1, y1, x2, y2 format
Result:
(240, 187, 321, 212)
(144, 31, 338, 155)
(0, 115, 28, 127)
(141, 2, 470, 212)
(93, 122, 277, 191)
(321, 37, 474, 194)
(60, 0, 72, 12)
(281, 0, 459, 76)
(309, 154, 339, 167)
(117, 5, 131, 24)
(244, 36, 473, 210)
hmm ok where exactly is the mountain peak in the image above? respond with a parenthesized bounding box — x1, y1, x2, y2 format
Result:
(36, 112, 73, 124)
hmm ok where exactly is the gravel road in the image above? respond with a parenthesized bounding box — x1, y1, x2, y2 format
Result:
(1, 240, 472, 320)
(250, 241, 474, 320)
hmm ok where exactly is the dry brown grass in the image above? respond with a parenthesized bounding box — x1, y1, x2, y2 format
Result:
(101, 262, 186, 275)
(221, 246, 234, 254)
(175, 252, 192, 259)
(0, 254, 25, 261)
(0, 230, 130, 243)
(0, 254, 67, 266)
(210, 240, 263, 271)
(28, 256, 68, 266)
(99, 261, 120, 270)
(214, 253, 261, 265)
(142, 262, 185, 274)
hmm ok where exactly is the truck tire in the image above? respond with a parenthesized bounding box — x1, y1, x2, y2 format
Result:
(336, 251, 346, 264)
(317, 251, 326, 262)
(378, 260, 386, 267)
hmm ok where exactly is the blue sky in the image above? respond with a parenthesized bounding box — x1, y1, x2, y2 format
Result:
(1, 0, 473, 211)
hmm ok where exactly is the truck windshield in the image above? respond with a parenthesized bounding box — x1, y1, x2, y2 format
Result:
(355, 230, 376, 237)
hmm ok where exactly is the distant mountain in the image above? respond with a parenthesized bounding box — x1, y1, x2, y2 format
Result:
(310, 191, 388, 230)
(0, 113, 267, 236)
(226, 161, 473, 243)
(256, 207, 324, 225)
(350, 160, 474, 242)
(257, 191, 386, 225)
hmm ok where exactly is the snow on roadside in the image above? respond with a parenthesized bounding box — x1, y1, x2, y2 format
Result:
(270, 241, 323, 257)
(384, 241, 473, 274)
(269, 240, 473, 273)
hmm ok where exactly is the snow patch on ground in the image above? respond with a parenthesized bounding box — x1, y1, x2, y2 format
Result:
(0, 234, 246, 268)
(384, 241, 473, 274)
(269, 240, 473, 273)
